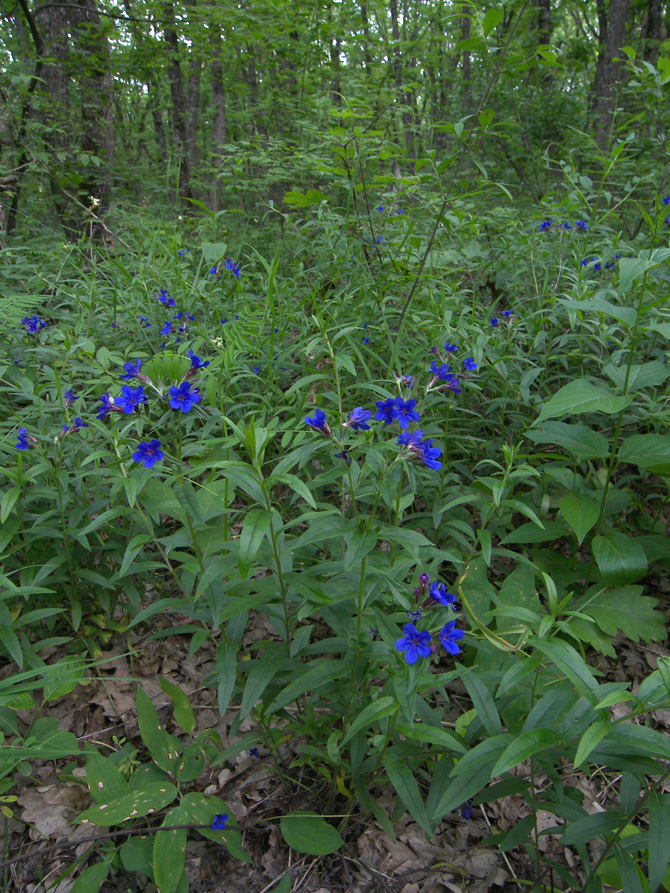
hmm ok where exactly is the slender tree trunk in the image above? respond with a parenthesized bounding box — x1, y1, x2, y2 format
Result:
(163, 1, 193, 201)
(462, 14, 472, 117)
(209, 29, 227, 212)
(593, 0, 630, 150)
(642, 0, 662, 63)
(360, 1, 372, 72)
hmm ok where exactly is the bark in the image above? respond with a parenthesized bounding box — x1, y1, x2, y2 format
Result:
(593, 0, 630, 150)
(461, 14, 472, 117)
(163, 1, 193, 201)
(360, 1, 372, 72)
(209, 28, 227, 212)
(66, 0, 114, 217)
(536, 0, 551, 44)
(642, 0, 662, 63)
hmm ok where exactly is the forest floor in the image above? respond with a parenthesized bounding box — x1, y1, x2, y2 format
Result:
(4, 589, 670, 893)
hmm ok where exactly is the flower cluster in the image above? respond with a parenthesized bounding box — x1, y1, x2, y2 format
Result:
(540, 219, 588, 232)
(225, 258, 241, 279)
(22, 316, 47, 333)
(580, 253, 622, 272)
(396, 573, 464, 664)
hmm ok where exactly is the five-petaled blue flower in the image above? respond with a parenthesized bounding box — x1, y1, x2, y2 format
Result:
(62, 417, 87, 435)
(490, 317, 499, 327)
(464, 358, 478, 371)
(347, 407, 372, 431)
(117, 385, 148, 414)
(395, 623, 432, 664)
(574, 220, 589, 231)
(540, 219, 553, 231)
(430, 361, 452, 380)
(64, 389, 78, 405)
(169, 382, 201, 413)
(160, 321, 173, 336)
(394, 398, 420, 429)
(444, 342, 459, 353)
(212, 813, 229, 830)
(157, 289, 175, 307)
(440, 621, 465, 654)
(133, 440, 164, 469)
(429, 581, 456, 608)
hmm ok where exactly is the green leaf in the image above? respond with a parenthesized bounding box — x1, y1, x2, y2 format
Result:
(604, 361, 668, 392)
(340, 697, 397, 746)
(153, 806, 188, 893)
(619, 433, 670, 475)
(280, 812, 344, 855)
(283, 189, 329, 206)
(579, 585, 665, 642)
(120, 836, 154, 878)
(535, 380, 631, 424)
(238, 509, 273, 578)
(525, 421, 610, 459)
(383, 753, 432, 836)
(462, 670, 501, 736)
(239, 643, 286, 723)
(482, 8, 503, 35)
(396, 722, 468, 754)
(531, 639, 600, 704)
(559, 494, 600, 545)
(431, 735, 512, 820)
(77, 782, 178, 826)
(136, 686, 182, 773)
(491, 729, 563, 775)
(181, 792, 252, 863)
(562, 811, 627, 845)
(649, 793, 670, 892)
(85, 751, 129, 804)
(574, 721, 611, 769)
(159, 677, 196, 736)
(592, 532, 648, 585)
(69, 862, 110, 893)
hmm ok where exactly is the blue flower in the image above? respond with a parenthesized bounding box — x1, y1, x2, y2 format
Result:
(177, 249, 189, 257)
(439, 620, 465, 654)
(139, 316, 151, 328)
(64, 389, 78, 406)
(420, 439, 442, 469)
(408, 610, 422, 623)
(460, 801, 474, 820)
(133, 440, 164, 469)
(398, 428, 423, 449)
(334, 449, 352, 465)
(97, 393, 120, 419)
(304, 408, 330, 435)
(375, 236, 384, 244)
(362, 336, 369, 344)
(62, 417, 87, 436)
(501, 310, 514, 318)
(574, 220, 589, 231)
(160, 321, 173, 336)
(540, 219, 553, 231)
(188, 350, 210, 372)
(169, 382, 201, 412)
(395, 623, 432, 664)
(429, 581, 456, 608)
(464, 358, 478, 371)
(375, 205, 384, 212)
(444, 342, 459, 353)
(560, 222, 572, 230)
(394, 398, 420, 429)
(430, 361, 453, 381)
(15, 427, 31, 450)
(346, 407, 372, 431)
(399, 374, 414, 389)
(120, 358, 142, 381)
(212, 813, 229, 830)
(375, 398, 398, 425)
(21, 316, 47, 333)
(252, 364, 261, 374)
(490, 317, 499, 327)
(117, 385, 148, 414)
(663, 196, 670, 205)
(225, 258, 241, 279)
(250, 747, 260, 759)
(157, 289, 175, 307)
(581, 256, 598, 268)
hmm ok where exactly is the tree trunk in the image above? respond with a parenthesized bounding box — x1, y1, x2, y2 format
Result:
(642, 0, 662, 63)
(209, 29, 227, 212)
(593, 0, 630, 150)
(163, 1, 193, 202)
